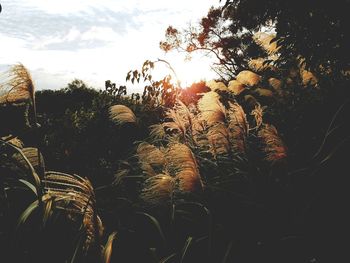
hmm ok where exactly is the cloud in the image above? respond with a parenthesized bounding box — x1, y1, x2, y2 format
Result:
(0, 0, 218, 91)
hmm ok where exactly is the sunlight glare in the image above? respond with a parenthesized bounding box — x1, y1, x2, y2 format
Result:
(172, 55, 216, 88)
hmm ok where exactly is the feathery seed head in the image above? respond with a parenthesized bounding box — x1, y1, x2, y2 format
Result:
(228, 80, 245, 95)
(136, 142, 166, 167)
(141, 174, 175, 204)
(227, 102, 249, 154)
(109, 104, 136, 125)
(253, 32, 279, 55)
(0, 64, 35, 105)
(268, 78, 282, 90)
(300, 69, 318, 86)
(207, 123, 231, 157)
(236, 70, 261, 87)
(206, 80, 228, 91)
(258, 124, 287, 162)
(198, 91, 226, 125)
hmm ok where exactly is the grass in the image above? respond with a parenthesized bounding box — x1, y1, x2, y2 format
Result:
(1, 58, 349, 262)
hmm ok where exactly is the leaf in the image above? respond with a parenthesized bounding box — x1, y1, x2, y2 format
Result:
(221, 241, 233, 263)
(102, 231, 118, 263)
(43, 196, 53, 227)
(70, 231, 85, 263)
(135, 212, 166, 246)
(180, 236, 193, 263)
(159, 253, 177, 263)
(17, 200, 39, 229)
(126, 71, 132, 81)
(18, 179, 38, 196)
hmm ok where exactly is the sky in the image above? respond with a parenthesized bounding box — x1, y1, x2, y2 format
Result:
(0, 0, 219, 92)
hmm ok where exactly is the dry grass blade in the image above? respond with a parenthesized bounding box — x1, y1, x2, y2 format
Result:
(258, 124, 287, 162)
(109, 104, 136, 125)
(180, 236, 193, 263)
(12, 147, 45, 176)
(17, 199, 39, 228)
(1, 139, 42, 197)
(1, 135, 24, 148)
(102, 231, 118, 263)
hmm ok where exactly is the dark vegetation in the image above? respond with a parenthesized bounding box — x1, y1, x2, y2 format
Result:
(1, 1, 349, 262)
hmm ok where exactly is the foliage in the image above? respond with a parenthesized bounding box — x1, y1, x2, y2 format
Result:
(161, 1, 349, 82)
(126, 59, 182, 108)
(222, 0, 350, 76)
(34, 80, 162, 188)
(160, 7, 266, 80)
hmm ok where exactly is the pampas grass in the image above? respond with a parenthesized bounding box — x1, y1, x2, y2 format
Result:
(1, 135, 24, 148)
(255, 88, 274, 97)
(198, 91, 226, 125)
(136, 142, 166, 167)
(149, 123, 166, 141)
(141, 174, 175, 204)
(0, 64, 35, 106)
(113, 169, 130, 185)
(236, 70, 261, 87)
(253, 32, 279, 55)
(248, 58, 274, 72)
(166, 143, 203, 191)
(140, 162, 157, 177)
(300, 69, 318, 86)
(207, 123, 231, 157)
(227, 102, 249, 154)
(206, 80, 228, 91)
(250, 104, 265, 130)
(258, 124, 287, 162)
(43, 171, 103, 252)
(228, 80, 245, 95)
(268, 78, 282, 90)
(109, 105, 136, 125)
(161, 101, 195, 140)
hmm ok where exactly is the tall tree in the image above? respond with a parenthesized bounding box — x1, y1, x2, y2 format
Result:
(160, 7, 267, 80)
(222, 0, 350, 76)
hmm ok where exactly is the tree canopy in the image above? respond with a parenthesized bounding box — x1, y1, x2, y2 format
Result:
(161, 0, 349, 81)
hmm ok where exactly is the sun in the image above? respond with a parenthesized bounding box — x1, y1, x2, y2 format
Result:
(175, 58, 215, 88)
(165, 53, 217, 88)
(148, 54, 216, 90)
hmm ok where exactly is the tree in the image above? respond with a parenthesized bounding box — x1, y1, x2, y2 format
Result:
(161, 1, 349, 82)
(222, 0, 350, 76)
(160, 7, 268, 80)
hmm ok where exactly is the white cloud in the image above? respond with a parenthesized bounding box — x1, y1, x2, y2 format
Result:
(0, 0, 219, 91)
